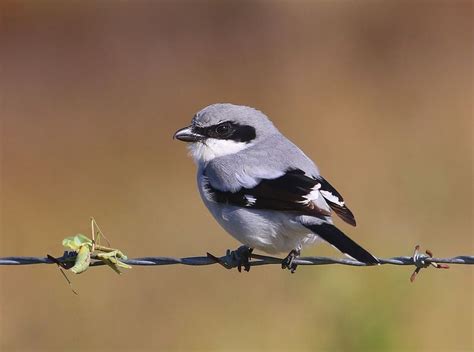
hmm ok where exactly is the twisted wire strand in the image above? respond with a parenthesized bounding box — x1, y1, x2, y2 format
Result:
(0, 253, 472, 267)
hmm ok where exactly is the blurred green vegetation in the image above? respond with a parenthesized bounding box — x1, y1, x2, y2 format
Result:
(1, 1, 472, 351)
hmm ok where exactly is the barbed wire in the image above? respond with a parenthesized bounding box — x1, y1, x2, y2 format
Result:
(1, 245, 472, 282)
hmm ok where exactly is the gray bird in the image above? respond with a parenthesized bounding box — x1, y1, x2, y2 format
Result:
(174, 103, 378, 271)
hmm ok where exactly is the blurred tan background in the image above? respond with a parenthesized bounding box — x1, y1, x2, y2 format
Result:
(1, 1, 472, 351)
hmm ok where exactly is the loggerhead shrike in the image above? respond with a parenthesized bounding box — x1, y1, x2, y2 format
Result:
(174, 103, 378, 272)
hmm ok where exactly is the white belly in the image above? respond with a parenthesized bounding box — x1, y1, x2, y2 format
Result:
(208, 203, 321, 254)
(198, 173, 320, 254)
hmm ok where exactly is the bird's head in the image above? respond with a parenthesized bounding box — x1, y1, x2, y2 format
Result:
(173, 103, 278, 164)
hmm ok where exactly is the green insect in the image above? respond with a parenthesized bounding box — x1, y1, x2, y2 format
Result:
(62, 218, 131, 275)
(50, 218, 131, 294)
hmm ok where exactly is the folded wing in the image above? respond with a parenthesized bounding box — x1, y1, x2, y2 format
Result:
(203, 168, 356, 224)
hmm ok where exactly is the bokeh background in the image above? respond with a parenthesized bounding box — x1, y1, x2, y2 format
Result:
(1, 1, 472, 351)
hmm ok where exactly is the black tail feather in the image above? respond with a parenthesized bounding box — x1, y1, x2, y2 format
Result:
(304, 223, 379, 264)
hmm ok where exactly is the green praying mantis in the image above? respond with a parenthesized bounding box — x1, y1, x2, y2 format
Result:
(49, 218, 131, 294)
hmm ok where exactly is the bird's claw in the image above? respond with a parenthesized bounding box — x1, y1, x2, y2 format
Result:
(207, 245, 253, 272)
(232, 246, 253, 272)
(281, 249, 300, 273)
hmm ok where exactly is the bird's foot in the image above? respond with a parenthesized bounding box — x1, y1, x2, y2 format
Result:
(207, 245, 253, 272)
(281, 249, 300, 273)
(232, 246, 253, 272)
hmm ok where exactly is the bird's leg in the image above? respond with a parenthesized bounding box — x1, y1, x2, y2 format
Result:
(281, 249, 300, 273)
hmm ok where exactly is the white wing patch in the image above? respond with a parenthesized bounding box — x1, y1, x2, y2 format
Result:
(299, 183, 322, 204)
(320, 190, 345, 206)
(244, 195, 257, 206)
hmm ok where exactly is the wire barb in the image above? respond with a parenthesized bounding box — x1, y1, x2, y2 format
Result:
(410, 245, 450, 282)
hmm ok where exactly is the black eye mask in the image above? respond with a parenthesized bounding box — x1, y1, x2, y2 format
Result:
(193, 122, 256, 143)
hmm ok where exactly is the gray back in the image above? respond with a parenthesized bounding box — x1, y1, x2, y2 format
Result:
(205, 131, 320, 192)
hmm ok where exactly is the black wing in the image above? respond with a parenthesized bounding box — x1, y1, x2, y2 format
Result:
(317, 176, 356, 226)
(203, 169, 331, 219)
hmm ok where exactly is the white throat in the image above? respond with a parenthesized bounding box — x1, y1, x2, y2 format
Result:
(187, 138, 252, 164)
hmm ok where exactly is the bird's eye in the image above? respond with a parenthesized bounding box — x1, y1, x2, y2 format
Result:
(214, 122, 232, 137)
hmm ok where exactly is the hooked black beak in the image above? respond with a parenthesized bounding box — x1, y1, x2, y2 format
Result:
(173, 125, 205, 142)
